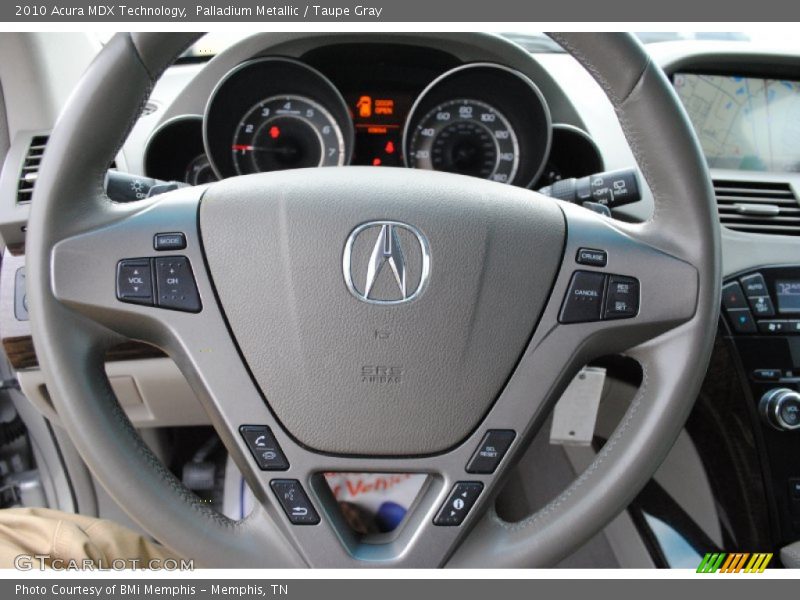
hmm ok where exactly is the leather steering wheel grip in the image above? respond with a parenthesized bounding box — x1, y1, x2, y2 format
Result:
(25, 32, 719, 568)
(450, 33, 720, 567)
(27, 32, 302, 568)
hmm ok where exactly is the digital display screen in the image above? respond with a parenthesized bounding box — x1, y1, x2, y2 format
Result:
(346, 92, 413, 167)
(674, 73, 800, 172)
(776, 280, 800, 313)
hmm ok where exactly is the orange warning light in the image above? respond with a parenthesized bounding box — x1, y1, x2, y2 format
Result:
(356, 96, 373, 118)
(375, 99, 395, 116)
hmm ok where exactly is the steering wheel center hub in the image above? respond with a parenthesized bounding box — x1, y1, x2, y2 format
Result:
(199, 167, 566, 455)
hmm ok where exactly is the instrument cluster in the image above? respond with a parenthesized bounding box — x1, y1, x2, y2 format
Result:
(145, 48, 600, 190)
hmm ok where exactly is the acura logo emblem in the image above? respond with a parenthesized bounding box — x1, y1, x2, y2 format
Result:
(343, 221, 431, 304)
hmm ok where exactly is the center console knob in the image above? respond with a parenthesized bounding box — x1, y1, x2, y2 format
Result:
(760, 388, 800, 431)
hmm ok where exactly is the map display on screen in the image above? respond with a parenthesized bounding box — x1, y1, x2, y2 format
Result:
(674, 73, 800, 172)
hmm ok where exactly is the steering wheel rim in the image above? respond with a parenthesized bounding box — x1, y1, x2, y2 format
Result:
(25, 32, 720, 568)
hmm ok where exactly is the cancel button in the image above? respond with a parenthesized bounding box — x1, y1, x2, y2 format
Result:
(559, 271, 607, 323)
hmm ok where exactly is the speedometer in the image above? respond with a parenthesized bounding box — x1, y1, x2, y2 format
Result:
(407, 99, 519, 184)
(402, 64, 551, 187)
(232, 95, 345, 175)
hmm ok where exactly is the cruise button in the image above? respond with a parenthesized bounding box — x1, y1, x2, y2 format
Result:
(576, 248, 607, 267)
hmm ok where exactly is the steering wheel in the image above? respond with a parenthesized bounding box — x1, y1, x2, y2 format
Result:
(25, 32, 719, 567)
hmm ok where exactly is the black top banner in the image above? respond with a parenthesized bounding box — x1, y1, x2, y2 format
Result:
(1, 0, 793, 22)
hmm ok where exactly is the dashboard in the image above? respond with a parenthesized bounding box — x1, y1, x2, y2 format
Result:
(143, 40, 603, 192)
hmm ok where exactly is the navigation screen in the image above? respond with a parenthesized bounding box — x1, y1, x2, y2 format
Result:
(674, 73, 800, 172)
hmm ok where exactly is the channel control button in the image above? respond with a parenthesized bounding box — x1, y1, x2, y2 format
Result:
(728, 309, 756, 334)
(154, 256, 201, 312)
(604, 275, 639, 319)
(740, 273, 768, 297)
(559, 271, 606, 323)
(722, 281, 748, 310)
(154, 232, 187, 251)
(433, 482, 483, 526)
(270, 480, 320, 525)
(116, 259, 153, 306)
(466, 430, 516, 474)
(576, 248, 607, 267)
(240, 425, 289, 471)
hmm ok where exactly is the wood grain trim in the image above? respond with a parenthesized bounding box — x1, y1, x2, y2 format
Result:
(3, 335, 166, 371)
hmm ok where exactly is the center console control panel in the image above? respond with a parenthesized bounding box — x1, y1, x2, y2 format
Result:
(723, 268, 800, 335)
(722, 266, 800, 543)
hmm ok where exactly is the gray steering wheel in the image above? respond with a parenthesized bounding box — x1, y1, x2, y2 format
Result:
(25, 32, 719, 567)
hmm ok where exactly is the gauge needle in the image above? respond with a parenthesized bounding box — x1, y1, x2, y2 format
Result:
(231, 144, 298, 156)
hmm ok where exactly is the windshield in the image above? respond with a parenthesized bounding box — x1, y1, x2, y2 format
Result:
(174, 31, 797, 61)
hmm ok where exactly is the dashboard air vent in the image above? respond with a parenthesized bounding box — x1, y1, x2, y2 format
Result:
(714, 179, 800, 236)
(16, 135, 49, 203)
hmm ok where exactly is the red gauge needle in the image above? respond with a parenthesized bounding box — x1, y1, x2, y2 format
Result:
(232, 144, 298, 156)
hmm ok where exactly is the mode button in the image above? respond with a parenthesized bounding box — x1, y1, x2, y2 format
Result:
(154, 232, 187, 251)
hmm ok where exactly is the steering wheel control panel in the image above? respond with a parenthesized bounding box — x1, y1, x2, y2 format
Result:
(559, 271, 640, 324)
(723, 266, 800, 543)
(116, 254, 201, 313)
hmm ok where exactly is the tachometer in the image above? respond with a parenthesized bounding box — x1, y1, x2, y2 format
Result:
(204, 57, 354, 179)
(232, 95, 345, 175)
(407, 99, 519, 184)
